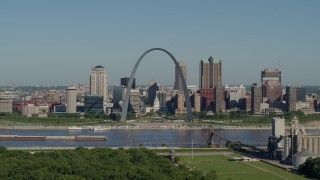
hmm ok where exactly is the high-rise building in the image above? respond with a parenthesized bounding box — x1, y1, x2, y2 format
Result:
(84, 95, 104, 113)
(225, 85, 246, 109)
(112, 86, 123, 106)
(214, 86, 225, 113)
(193, 93, 201, 113)
(147, 80, 159, 106)
(251, 83, 262, 114)
(156, 91, 168, 113)
(199, 58, 211, 89)
(66, 86, 77, 113)
(239, 94, 251, 112)
(199, 57, 222, 110)
(296, 87, 306, 102)
(174, 61, 187, 90)
(261, 68, 281, 103)
(129, 89, 140, 114)
(286, 86, 297, 112)
(90, 65, 108, 102)
(199, 57, 222, 89)
(121, 77, 136, 89)
(211, 57, 222, 88)
(175, 90, 187, 115)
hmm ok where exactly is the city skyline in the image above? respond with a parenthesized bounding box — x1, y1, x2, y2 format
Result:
(1, 1, 320, 86)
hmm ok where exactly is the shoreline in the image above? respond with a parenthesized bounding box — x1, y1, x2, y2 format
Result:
(1, 125, 319, 130)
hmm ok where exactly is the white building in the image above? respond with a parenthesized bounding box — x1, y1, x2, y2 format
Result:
(0, 99, 13, 113)
(66, 86, 77, 113)
(153, 96, 160, 113)
(0, 92, 14, 113)
(22, 104, 39, 117)
(272, 117, 285, 148)
(90, 65, 108, 102)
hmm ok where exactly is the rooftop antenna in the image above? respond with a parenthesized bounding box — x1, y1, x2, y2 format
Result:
(278, 60, 281, 70)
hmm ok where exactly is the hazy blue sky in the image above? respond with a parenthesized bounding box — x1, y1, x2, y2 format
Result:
(1, 0, 319, 86)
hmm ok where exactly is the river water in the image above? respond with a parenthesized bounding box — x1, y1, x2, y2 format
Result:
(0, 129, 319, 148)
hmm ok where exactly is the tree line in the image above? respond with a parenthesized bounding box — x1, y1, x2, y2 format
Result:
(0, 147, 217, 180)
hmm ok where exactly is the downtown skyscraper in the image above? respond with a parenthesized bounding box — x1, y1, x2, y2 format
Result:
(261, 68, 281, 104)
(90, 65, 108, 102)
(199, 57, 222, 110)
(174, 61, 187, 90)
(199, 57, 222, 89)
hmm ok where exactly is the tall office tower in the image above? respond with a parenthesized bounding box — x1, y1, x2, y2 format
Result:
(194, 93, 201, 113)
(129, 89, 140, 115)
(286, 86, 297, 112)
(156, 91, 168, 113)
(175, 90, 187, 115)
(210, 57, 222, 88)
(112, 86, 123, 106)
(199, 58, 211, 89)
(239, 94, 251, 111)
(214, 86, 225, 113)
(296, 87, 306, 102)
(90, 65, 108, 102)
(199, 57, 222, 89)
(174, 61, 187, 90)
(251, 83, 262, 114)
(121, 77, 136, 89)
(66, 86, 77, 113)
(261, 68, 281, 103)
(199, 57, 222, 110)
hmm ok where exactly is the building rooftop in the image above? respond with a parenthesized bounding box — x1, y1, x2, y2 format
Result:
(66, 87, 77, 90)
(94, 65, 104, 69)
(200, 58, 209, 63)
(208, 56, 221, 63)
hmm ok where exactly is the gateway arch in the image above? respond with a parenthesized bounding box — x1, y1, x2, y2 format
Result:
(120, 48, 193, 122)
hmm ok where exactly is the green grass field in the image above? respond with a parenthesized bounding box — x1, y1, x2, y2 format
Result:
(179, 154, 307, 180)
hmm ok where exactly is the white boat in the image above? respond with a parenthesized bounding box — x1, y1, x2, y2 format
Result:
(93, 126, 110, 131)
(68, 126, 83, 130)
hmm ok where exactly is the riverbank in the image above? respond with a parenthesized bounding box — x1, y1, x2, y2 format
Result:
(1, 124, 319, 130)
(1, 119, 319, 130)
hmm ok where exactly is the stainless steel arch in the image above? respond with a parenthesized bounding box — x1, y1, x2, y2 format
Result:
(120, 48, 193, 122)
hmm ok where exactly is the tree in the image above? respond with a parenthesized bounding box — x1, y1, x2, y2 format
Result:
(299, 157, 320, 179)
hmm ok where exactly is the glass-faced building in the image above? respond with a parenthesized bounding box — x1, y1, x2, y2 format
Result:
(84, 95, 104, 113)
